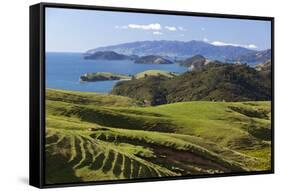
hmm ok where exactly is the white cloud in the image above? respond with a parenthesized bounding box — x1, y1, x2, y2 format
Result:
(203, 37, 209, 42)
(248, 44, 258, 49)
(116, 24, 189, 36)
(211, 41, 258, 49)
(153, 31, 163, 35)
(165, 26, 177, 31)
(115, 23, 161, 30)
(127, 23, 161, 30)
(116, 24, 187, 33)
(178, 26, 185, 31)
(114, 25, 128, 29)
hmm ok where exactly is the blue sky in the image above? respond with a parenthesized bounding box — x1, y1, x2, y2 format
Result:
(46, 8, 271, 52)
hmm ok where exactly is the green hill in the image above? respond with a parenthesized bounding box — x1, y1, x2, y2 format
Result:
(111, 75, 169, 106)
(45, 89, 271, 184)
(134, 70, 179, 79)
(134, 55, 173, 64)
(112, 63, 271, 105)
(178, 54, 207, 70)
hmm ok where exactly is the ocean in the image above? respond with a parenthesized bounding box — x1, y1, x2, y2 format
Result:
(46, 52, 187, 93)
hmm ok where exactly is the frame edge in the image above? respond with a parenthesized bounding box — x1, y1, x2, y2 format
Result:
(29, 3, 43, 188)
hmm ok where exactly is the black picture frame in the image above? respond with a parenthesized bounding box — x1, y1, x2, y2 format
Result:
(30, 2, 275, 189)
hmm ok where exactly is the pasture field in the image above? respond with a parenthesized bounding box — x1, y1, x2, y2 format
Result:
(45, 89, 271, 184)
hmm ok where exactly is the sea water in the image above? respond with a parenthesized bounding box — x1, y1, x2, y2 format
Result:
(46, 52, 187, 93)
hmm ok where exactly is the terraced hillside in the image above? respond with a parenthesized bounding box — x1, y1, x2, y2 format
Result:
(45, 89, 272, 184)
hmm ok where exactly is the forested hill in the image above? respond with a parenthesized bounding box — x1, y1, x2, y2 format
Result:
(111, 62, 271, 105)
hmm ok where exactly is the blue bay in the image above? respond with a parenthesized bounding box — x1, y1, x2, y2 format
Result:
(46, 52, 187, 93)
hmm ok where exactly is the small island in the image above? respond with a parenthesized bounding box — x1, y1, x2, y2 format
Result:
(80, 72, 131, 82)
(84, 51, 131, 60)
(134, 55, 173, 64)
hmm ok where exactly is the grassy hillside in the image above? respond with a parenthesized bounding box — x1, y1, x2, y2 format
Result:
(45, 89, 271, 184)
(134, 70, 179, 79)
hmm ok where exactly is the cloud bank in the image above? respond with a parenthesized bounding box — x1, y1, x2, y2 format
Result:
(153, 31, 163, 35)
(127, 23, 162, 30)
(165, 26, 177, 31)
(115, 23, 185, 33)
(211, 41, 257, 49)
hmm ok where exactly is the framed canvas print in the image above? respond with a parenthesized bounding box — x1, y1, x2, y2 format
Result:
(30, 2, 274, 188)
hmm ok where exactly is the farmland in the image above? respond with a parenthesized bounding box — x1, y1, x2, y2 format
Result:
(45, 89, 271, 184)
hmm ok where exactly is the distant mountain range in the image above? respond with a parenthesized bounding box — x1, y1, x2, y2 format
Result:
(84, 50, 135, 60)
(86, 40, 271, 64)
(228, 49, 271, 64)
